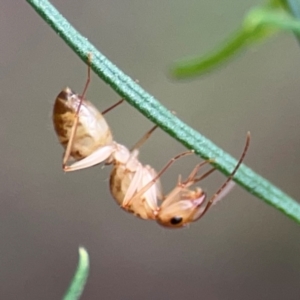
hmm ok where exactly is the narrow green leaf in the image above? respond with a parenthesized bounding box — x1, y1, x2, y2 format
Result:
(172, 3, 300, 79)
(26, 0, 300, 224)
(63, 247, 90, 300)
(171, 28, 253, 79)
(172, 6, 282, 79)
(171, 23, 276, 79)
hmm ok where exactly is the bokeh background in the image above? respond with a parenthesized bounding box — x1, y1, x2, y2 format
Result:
(1, 0, 300, 299)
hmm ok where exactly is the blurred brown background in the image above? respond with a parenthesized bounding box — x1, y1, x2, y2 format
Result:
(1, 0, 300, 299)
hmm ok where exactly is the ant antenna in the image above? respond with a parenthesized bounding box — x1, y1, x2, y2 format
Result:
(198, 132, 251, 218)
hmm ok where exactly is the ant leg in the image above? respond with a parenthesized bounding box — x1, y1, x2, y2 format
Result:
(101, 99, 124, 115)
(195, 168, 216, 181)
(124, 150, 193, 207)
(130, 125, 158, 152)
(62, 117, 79, 168)
(102, 79, 141, 115)
(198, 132, 251, 218)
(121, 125, 160, 206)
(64, 144, 116, 172)
(180, 159, 215, 186)
(62, 53, 93, 168)
(79, 53, 92, 104)
(149, 151, 194, 183)
(161, 160, 214, 206)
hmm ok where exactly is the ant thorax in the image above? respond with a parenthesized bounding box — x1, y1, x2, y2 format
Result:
(53, 87, 113, 160)
(109, 147, 162, 220)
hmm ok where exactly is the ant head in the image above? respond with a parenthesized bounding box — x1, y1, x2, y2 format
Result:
(156, 193, 206, 229)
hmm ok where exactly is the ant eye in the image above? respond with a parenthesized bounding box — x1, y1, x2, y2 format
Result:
(170, 216, 183, 225)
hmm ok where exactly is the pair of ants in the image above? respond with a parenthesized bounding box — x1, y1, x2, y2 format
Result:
(52, 55, 250, 229)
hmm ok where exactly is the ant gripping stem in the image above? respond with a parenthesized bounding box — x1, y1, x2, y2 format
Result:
(198, 132, 251, 218)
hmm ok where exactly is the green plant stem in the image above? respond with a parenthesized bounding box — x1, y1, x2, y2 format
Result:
(63, 247, 90, 300)
(27, 0, 300, 224)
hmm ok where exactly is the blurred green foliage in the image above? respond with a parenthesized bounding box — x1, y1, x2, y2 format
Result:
(172, 0, 300, 78)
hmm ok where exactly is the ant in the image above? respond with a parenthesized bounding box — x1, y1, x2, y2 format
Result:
(52, 53, 250, 228)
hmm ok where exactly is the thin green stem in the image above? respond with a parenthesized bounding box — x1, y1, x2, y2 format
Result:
(63, 247, 90, 300)
(27, 0, 300, 224)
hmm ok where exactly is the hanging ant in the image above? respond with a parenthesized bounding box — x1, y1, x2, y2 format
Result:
(52, 53, 250, 228)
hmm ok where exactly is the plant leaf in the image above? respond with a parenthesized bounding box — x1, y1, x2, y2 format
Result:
(63, 247, 90, 300)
